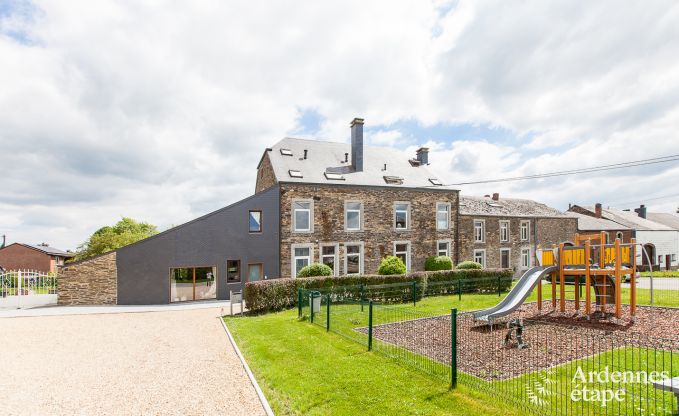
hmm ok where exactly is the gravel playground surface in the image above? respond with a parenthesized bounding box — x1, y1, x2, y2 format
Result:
(366, 301, 679, 381)
(0, 308, 265, 416)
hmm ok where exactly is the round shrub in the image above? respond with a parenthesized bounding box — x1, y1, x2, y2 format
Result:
(378, 256, 407, 275)
(297, 263, 333, 278)
(425, 256, 453, 271)
(456, 260, 483, 270)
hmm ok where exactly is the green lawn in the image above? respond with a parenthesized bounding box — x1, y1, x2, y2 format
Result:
(640, 271, 679, 278)
(225, 298, 521, 416)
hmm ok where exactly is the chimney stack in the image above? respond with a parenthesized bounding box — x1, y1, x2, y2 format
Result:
(1, 235, 5, 249)
(492, 193, 499, 201)
(634, 204, 647, 219)
(595, 203, 602, 218)
(303, 149, 308, 160)
(416, 147, 429, 165)
(350, 117, 364, 172)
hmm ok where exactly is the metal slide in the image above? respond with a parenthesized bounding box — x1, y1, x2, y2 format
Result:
(473, 265, 557, 324)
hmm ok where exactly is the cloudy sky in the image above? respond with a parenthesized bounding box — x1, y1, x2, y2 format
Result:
(1, 0, 679, 250)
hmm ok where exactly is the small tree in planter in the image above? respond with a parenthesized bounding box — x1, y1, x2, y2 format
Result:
(297, 263, 333, 278)
(425, 256, 453, 271)
(456, 260, 483, 270)
(378, 256, 407, 275)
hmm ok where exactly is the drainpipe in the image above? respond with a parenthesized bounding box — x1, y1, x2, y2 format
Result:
(454, 194, 460, 265)
(533, 218, 538, 265)
(0, 235, 5, 249)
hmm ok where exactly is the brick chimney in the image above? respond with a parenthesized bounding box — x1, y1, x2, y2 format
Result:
(595, 203, 602, 219)
(416, 147, 429, 165)
(492, 193, 499, 201)
(634, 204, 647, 219)
(350, 118, 364, 172)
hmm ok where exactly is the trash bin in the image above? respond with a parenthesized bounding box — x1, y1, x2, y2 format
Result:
(310, 291, 321, 314)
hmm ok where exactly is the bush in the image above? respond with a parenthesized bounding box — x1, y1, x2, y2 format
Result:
(243, 269, 513, 314)
(378, 256, 407, 275)
(425, 256, 453, 271)
(456, 261, 483, 270)
(297, 262, 333, 278)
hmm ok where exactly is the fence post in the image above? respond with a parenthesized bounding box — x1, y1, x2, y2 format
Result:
(498, 275, 501, 297)
(360, 283, 365, 312)
(451, 308, 457, 388)
(326, 294, 330, 332)
(368, 300, 373, 351)
(458, 278, 462, 301)
(297, 288, 302, 318)
(17, 270, 22, 309)
(412, 280, 417, 306)
(310, 292, 314, 324)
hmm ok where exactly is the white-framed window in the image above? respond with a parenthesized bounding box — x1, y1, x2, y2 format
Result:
(394, 241, 411, 271)
(293, 200, 313, 232)
(437, 240, 451, 257)
(474, 220, 485, 243)
(436, 202, 450, 230)
(520, 220, 530, 242)
(320, 243, 339, 276)
(473, 249, 486, 267)
(345, 201, 362, 231)
(500, 248, 511, 269)
(344, 243, 364, 275)
(672, 254, 677, 262)
(616, 231, 623, 241)
(521, 247, 531, 268)
(394, 202, 410, 230)
(659, 255, 664, 265)
(291, 244, 314, 277)
(500, 220, 510, 242)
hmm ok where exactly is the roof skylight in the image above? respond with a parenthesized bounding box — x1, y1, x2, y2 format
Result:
(486, 202, 502, 208)
(383, 175, 404, 185)
(324, 172, 345, 181)
(288, 169, 303, 178)
(428, 178, 442, 186)
(280, 149, 293, 156)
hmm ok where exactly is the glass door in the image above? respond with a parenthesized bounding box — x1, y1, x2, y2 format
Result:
(170, 266, 216, 302)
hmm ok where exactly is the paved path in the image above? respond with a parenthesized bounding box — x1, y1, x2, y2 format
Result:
(0, 308, 265, 416)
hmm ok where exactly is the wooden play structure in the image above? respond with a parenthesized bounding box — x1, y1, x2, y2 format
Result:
(538, 232, 637, 319)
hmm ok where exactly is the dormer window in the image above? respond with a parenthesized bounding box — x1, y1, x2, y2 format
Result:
(288, 170, 303, 178)
(428, 178, 442, 186)
(324, 172, 345, 181)
(280, 149, 293, 156)
(384, 176, 404, 185)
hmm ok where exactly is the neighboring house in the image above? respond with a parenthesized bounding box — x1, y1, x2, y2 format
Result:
(569, 204, 679, 270)
(0, 243, 74, 273)
(564, 208, 633, 243)
(647, 212, 679, 269)
(458, 194, 577, 274)
(60, 117, 577, 305)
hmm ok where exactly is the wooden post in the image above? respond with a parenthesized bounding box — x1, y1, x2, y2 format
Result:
(574, 250, 580, 311)
(551, 245, 557, 309)
(615, 238, 622, 318)
(537, 273, 542, 310)
(559, 243, 566, 313)
(600, 231, 606, 314)
(631, 238, 637, 317)
(585, 240, 591, 315)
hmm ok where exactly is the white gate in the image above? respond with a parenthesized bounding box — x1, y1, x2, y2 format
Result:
(0, 270, 58, 309)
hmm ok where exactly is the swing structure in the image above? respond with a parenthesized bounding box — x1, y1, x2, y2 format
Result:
(538, 231, 637, 319)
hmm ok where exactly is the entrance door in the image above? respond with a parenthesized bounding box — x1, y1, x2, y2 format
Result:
(170, 266, 217, 302)
(667, 255, 672, 271)
(500, 249, 510, 269)
(248, 263, 263, 282)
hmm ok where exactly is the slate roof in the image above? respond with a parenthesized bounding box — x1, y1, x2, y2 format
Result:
(262, 137, 456, 190)
(647, 212, 679, 231)
(563, 211, 630, 231)
(581, 206, 674, 231)
(459, 195, 568, 218)
(22, 243, 74, 257)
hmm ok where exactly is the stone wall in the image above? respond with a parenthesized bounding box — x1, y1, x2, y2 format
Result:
(458, 215, 577, 271)
(58, 251, 117, 305)
(279, 183, 459, 278)
(255, 152, 277, 193)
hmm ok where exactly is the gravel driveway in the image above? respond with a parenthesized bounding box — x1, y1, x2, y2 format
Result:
(0, 308, 265, 416)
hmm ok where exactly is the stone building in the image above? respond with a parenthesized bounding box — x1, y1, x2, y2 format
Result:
(458, 194, 577, 274)
(59, 117, 576, 305)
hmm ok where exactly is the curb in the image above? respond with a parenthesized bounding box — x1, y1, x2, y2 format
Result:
(219, 317, 275, 416)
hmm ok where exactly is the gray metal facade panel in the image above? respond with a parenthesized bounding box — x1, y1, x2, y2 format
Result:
(116, 186, 280, 304)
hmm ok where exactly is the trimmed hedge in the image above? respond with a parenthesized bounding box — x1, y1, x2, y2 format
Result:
(244, 268, 513, 314)
(297, 263, 333, 278)
(456, 261, 483, 270)
(425, 256, 453, 271)
(378, 256, 407, 275)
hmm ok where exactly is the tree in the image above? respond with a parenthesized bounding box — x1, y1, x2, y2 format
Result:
(71, 217, 158, 262)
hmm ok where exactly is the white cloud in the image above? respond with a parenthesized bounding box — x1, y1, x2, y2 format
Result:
(1, 0, 679, 249)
